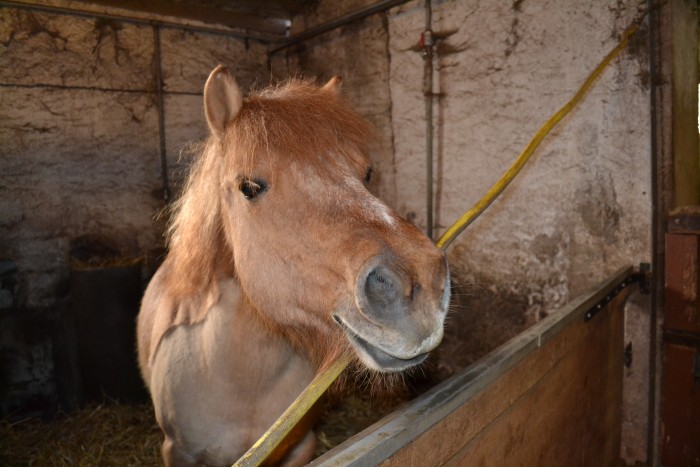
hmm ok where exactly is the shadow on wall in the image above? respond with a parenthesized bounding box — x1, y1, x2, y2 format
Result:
(413, 271, 534, 390)
(0, 234, 157, 420)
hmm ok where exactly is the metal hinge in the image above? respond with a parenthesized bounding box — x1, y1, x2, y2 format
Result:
(584, 263, 651, 322)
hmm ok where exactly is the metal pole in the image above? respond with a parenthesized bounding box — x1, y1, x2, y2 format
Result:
(423, 0, 434, 239)
(154, 26, 171, 203)
(268, 0, 411, 56)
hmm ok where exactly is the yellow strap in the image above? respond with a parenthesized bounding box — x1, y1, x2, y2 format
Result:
(233, 16, 643, 467)
(233, 353, 353, 467)
(436, 21, 640, 249)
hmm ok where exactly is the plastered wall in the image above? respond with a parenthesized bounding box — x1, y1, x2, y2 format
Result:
(273, 0, 651, 462)
(0, 6, 267, 413)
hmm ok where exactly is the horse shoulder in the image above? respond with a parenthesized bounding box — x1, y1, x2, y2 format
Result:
(137, 258, 222, 386)
(147, 275, 316, 465)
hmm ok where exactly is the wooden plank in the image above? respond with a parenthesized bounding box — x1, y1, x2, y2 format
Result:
(661, 343, 700, 466)
(311, 267, 633, 466)
(668, 207, 700, 234)
(4, 0, 289, 39)
(665, 233, 700, 333)
(380, 291, 626, 467)
(444, 292, 625, 466)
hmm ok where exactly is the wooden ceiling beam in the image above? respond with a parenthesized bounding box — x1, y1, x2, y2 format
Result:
(70, 0, 290, 37)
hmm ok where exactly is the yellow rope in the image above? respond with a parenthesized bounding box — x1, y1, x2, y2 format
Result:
(233, 353, 353, 467)
(233, 17, 642, 467)
(435, 20, 640, 249)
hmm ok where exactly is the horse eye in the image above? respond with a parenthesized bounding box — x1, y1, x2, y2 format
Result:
(364, 168, 373, 185)
(239, 179, 267, 200)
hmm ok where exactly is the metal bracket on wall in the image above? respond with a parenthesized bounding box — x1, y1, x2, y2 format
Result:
(584, 262, 651, 322)
(624, 342, 633, 368)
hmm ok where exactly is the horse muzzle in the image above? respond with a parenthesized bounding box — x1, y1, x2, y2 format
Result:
(333, 255, 450, 373)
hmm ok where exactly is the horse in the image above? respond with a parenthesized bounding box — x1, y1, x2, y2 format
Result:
(137, 65, 451, 466)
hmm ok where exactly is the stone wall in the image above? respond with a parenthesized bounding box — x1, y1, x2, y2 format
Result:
(0, 6, 267, 414)
(0, 7, 267, 308)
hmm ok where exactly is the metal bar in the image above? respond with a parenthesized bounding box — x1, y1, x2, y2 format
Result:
(4, 0, 413, 50)
(0, 0, 281, 42)
(268, 0, 411, 56)
(154, 25, 171, 203)
(584, 267, 646, 321)
(647, 0, 662, 463)
(70, 0, 290, 37)
(424, 0, 434, 239)
(0, 82, 150, 93)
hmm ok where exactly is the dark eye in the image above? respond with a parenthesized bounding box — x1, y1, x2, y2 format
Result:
(364, 167, 373, 185)
(239, 178, 268, 200)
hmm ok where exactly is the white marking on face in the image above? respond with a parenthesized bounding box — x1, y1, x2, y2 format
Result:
(343, 176, 396, 229)
(293, 162, 396, 229)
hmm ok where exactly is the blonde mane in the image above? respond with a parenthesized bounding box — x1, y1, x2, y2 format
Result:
(165, 79, 376, 299)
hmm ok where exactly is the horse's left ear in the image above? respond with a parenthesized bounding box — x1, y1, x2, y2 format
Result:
(321, 75, 342, 95)
(204, 65, 243, 140)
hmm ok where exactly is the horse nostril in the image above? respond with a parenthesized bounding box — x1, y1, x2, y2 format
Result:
(365, 266, 401, 308)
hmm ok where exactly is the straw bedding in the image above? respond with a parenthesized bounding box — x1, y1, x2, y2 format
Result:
(0, 389, 409, 466)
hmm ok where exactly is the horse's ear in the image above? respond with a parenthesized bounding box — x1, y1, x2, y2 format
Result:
(321, 75, 342, 95)
(204, 65, 243, 140)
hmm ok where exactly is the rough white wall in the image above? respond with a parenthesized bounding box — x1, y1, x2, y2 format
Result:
(389, 0, 650, 300)
(388, 2, 650, 462)
(277, 0, 651, 462)
(0, 10, 161, 307)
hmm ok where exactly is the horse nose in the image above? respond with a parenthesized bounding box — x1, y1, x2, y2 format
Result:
(356, 262, 409, 324)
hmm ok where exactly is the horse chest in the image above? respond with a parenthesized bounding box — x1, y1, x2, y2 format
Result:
(150, 288, 315, 463)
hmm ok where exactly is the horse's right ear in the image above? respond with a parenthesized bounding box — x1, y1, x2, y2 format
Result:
(321, 75, 342, 95)
(204, 65, 243, 140)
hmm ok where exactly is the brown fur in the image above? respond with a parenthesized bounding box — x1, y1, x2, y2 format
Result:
(137, 67, 449, 466)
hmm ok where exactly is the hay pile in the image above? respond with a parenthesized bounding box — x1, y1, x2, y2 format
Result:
(314, 388, 411, 456)
(0, 403, 162, 466)
(0, 388, 407, 465)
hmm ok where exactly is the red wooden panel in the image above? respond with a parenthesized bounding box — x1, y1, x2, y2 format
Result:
(661, 343, 700, 467)
(665, 233, 700, 333)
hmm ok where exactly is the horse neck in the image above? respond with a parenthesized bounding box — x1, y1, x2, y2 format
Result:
(206, 276, 315, 382)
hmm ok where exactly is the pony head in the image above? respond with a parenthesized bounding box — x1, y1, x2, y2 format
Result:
(169, 65, 450, 373)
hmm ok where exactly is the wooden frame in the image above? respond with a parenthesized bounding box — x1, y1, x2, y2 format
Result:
(311, 267, 634, 466)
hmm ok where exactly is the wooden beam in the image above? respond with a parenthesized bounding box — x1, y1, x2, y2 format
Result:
(69, 0, 290, 36)
(3, 0, 288, 40)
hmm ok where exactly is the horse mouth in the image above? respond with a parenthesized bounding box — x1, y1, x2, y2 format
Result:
(333, 315, 429, 373)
